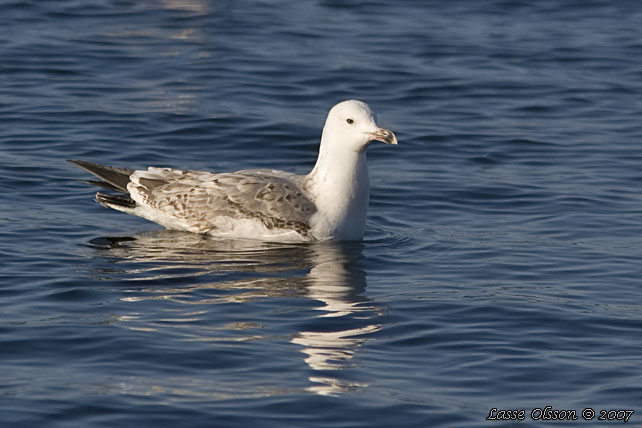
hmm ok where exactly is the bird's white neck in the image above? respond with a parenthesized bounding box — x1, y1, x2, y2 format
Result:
(304, 137, 370, 240)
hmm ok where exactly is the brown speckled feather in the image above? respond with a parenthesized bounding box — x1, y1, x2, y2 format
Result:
(128, 168, 317, 236)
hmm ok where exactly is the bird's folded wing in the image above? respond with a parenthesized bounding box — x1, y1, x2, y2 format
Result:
(129, 167, 317, 234)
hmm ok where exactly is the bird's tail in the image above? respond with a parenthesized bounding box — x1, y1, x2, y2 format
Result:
(69, 160, 138, 211)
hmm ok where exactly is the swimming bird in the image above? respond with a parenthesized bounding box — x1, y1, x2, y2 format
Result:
(69, 100, 397, 242)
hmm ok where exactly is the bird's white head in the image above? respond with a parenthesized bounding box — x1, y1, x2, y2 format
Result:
(321, 100, 397, 153)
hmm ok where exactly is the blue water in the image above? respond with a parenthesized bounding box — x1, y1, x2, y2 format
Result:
(2, 1, 641, 427)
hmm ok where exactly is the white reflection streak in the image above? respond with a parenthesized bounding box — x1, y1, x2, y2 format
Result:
(292, 325, 380, 370)
(292, 244, 381, 396)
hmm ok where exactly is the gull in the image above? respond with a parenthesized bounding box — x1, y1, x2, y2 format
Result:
(69, 100, 397, 242)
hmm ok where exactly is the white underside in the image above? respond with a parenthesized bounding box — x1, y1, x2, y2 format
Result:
(206, 220, 312, 242)
(202, 216, 311, 242)
(121, 204, 314, 242)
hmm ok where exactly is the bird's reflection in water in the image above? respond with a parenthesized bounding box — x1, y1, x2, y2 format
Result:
(89, 230, 382, 396)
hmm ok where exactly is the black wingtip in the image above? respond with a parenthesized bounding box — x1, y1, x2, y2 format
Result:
(67, 159, 100, 172)
(68, 159, 88, 167)
(67, 160, 134, 193)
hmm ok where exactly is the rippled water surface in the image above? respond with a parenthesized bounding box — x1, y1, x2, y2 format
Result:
(2, 1, 642, 427)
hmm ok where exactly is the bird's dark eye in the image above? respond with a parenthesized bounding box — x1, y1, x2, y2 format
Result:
(346, 118, 354, 124)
